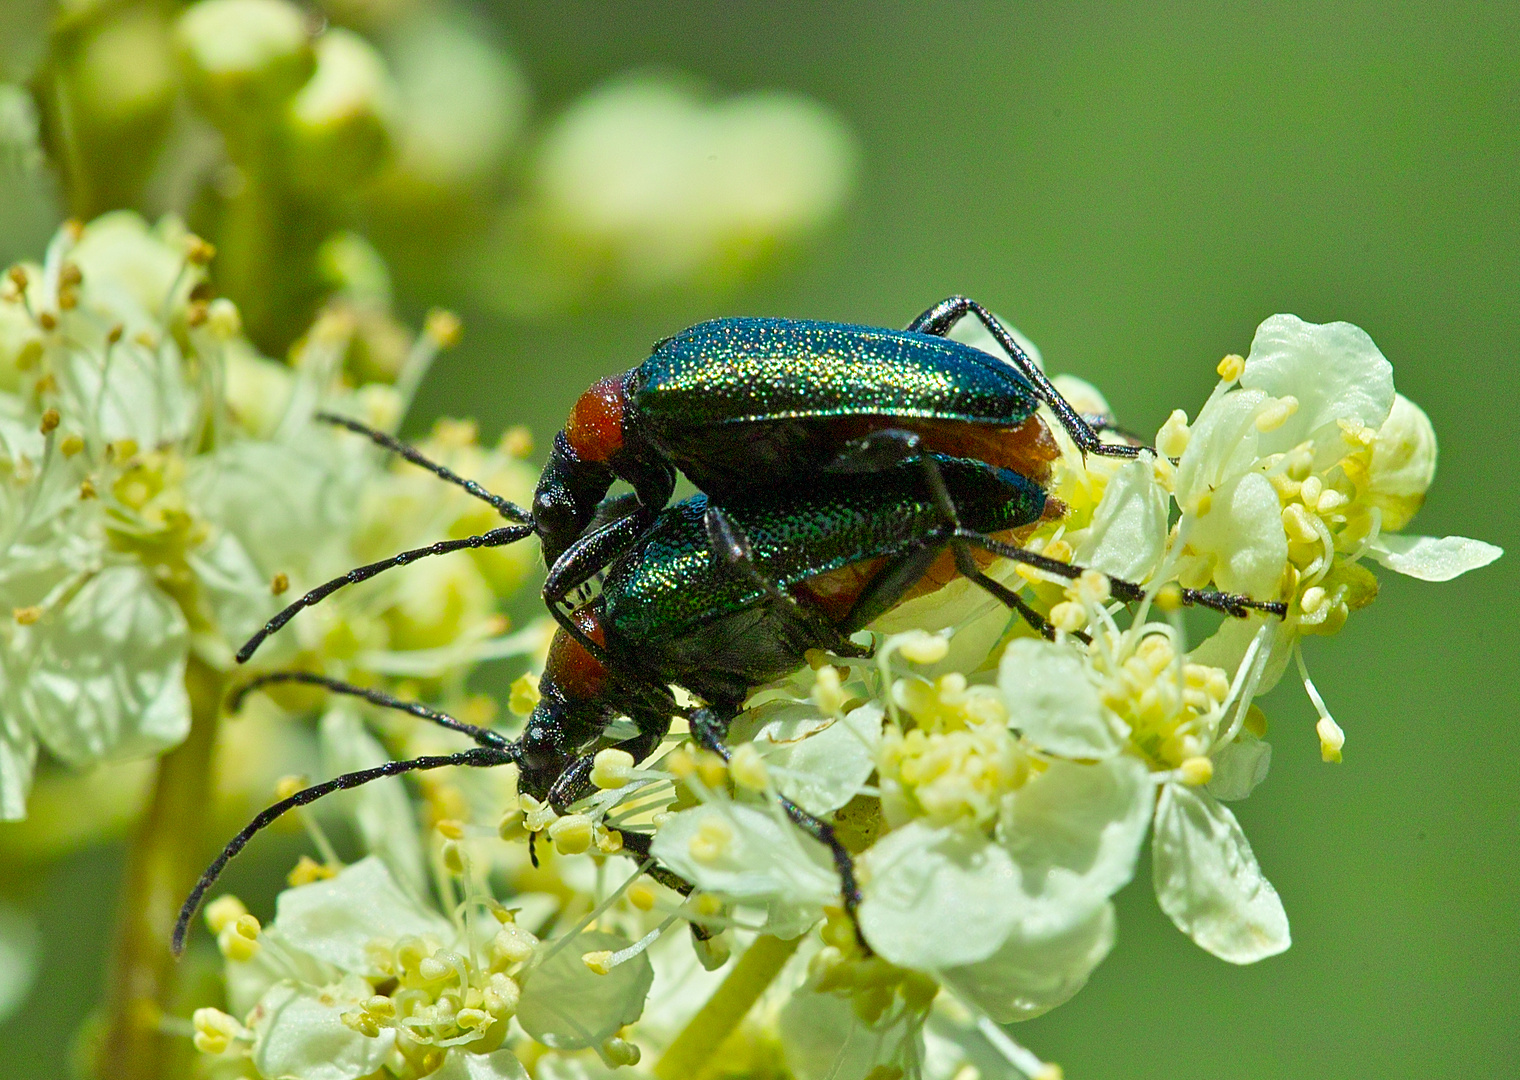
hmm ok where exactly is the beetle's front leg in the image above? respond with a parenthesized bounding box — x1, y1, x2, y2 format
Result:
(907, 295, 1143, 460)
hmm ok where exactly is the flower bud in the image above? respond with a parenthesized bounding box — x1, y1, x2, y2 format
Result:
(285, 29, 397, 192)
(176, 0, 314, 122)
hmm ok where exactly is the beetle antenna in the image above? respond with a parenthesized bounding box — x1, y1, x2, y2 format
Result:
(236, 524, 533, 663)
(172, 746, 514, 956)
(316, 411, 532, 523)
(230, 671, 511, 748)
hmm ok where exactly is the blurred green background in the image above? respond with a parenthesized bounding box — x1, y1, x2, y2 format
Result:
(3, 2, 1517, 1078)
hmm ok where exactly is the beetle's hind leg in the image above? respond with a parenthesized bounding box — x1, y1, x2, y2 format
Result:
(906, 296, 1142, 461)
(703, 505, 872, 660)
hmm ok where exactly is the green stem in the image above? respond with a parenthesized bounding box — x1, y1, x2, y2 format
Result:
(654, 933, 802, 1080)
(96, 655, 225, 1080)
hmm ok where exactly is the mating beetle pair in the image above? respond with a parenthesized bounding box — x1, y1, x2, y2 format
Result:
(176, 298, 1286, 951)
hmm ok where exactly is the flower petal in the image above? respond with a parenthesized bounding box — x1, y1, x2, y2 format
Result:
(938, 901, 1116, 1023)
(1367, 393, 1438, 531)
(1367, 533, 1503, 582)
(432, 1050, 530, 1080)
(999, 639, 1125, 759)
(0, 899, 39, 1022)
(730, 700, 881, 816)
(274, 856, 452, 975)
(1241, 314, 1395, 449)
(249, 977, 395, 1080)
(996, 755, 1152, 934)
(1207, 732, 1273, 801)
(779, 977, 923, 1080)
(1183, 471, 1289, 599)
(320, 709, 428, 896)
(517, 929, 654, 1050)
(1073, 456, 1169, 582)
(859, 820, 1020, 969)
(651, 802, 840, 936)
(24, 565, 190, 768)
(1152, 782, 1290, 963)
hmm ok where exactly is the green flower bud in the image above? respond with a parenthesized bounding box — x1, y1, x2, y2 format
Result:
(284, 29, 396, 192)
(176, 0, 314, 125)
(71, 9, 177, 126)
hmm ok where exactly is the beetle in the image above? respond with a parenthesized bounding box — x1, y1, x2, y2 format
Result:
(532, 296, 1142, 611)
(181, 447, 1282, 951)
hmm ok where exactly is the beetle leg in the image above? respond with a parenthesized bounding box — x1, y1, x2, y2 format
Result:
(546, 701, 675, 812)
(906, 296, 1143, 461)
(688, 705, 866, 934)
(961, 531, 1289, 619)
(543, 509, 656, 661)
(703, 505, 872, 659)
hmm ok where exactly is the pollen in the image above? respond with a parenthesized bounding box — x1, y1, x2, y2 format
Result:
(12, 606, 41, 625)
(192, 1007, 246, 1055)
(270, 572, 289, 595)
(509, 673, 540, 717)
(286, 855, 336, 886)
(39, 408, 60, 434)
(60, 434, 84, 456)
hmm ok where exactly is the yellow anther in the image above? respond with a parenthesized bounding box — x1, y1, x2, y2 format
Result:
(192, 1007, 244, 1055)
(896, 630, 950, 665)
(287, 855, 337, 887)
(79, 478, 97, 499)
(204, 895, 248, 934)
(340, 1009, 381, 1038)
(1034, 1065, 1065, 1080)
(1282, 503, 1319, 544)
(184, 235, 217, 265)
(627, 881, 657, 912)
(697, 750, 728, 789)
(521, 794, 558, 833)
(665, 747, 697, 780)
(484, 971, 520, 1016)
(1254, 395, 1299, 433)
(455, 1007, 493, 1030)
(1042, 538, 1074, 563)
(364, 995, 395, 1017)
(233, 913, 261, 940)
(596, 826, 624, 854)
(688, 816, 734, 864)
(590, 748, 636, 789)
(490, 924, 539, 967)
(728, 743, 770, 791)
(1316, 488, 1349, 513)
(694, 893, 726, 919)
(38, 310, 56, 331)
(548, 813, 593, 855)
(508, 673, 540, 717)
(1299, 475, 1323, 508)
(39, 408, 60, 434)
(217, 925, 260, 962)
(1074, 568, 1111, 603)
(603, 1037, 641, 1067)
(12, 606, 41, 626)
(1216, 354, 1246, 381)
(425, 309, 463, 348)
(582, 950, 615, 975)
(441, 840, 466, 875)
(1154, 582, 1184, 612)
(1049, 601, 1086, 634)
(417, 955, 452, 982)
(6, 265, 27, 291)
(436, 818, 466, 840)
(499, 425, 534, 459)
(811, 663, 848, 715)
(1179, 757, 1214, 786)
(900, 971, 940, 1011)
(59, 434, 84, 457)
(1300, 586, 1327, 616)
(1244, 705, 1269, 738)
(270, 572, 290, 595)
(1156, 409, 1191, 457)
(1317, 717, 1345, 763)
(274, 775, 307, 800)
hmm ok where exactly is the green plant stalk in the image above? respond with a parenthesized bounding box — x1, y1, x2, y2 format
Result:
(654, 933, 802, 1080)
(96, 655, 225, 1080)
